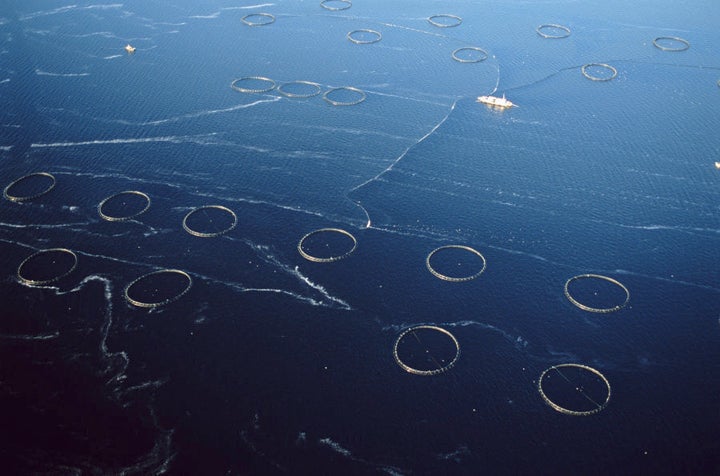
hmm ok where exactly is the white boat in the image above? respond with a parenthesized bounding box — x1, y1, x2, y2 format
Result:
(124, 44, 136, 53)
(476, 94, 515, 108)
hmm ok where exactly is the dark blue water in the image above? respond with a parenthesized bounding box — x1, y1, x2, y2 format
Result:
(1, 1, 719, 474)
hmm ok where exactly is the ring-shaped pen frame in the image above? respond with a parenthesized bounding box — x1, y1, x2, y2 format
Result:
(536, 24, 571, 39)
(3, 172, 56, 202)
(347, 29, 382, 44)
(538, 363, 611, 416)
(451, 46, 489, 63)
(582, 63, 618, 82)
(297, 228, 357, 263)
(241, 13, 275, 26)
(653, 36, 690, 52)
(277, 80, 323, 98)
(124, 269, 193, 309)
(426, 245, 487, 282)
(182, 205, 238, 238)
(393, 325, 461, 376)
(231, 76, 276, 93)
(427, 14, 462, 28)
(320, 0, 351, 11)
(323, 86, 366, 106)
(97, 190, 151, 222)
(564, 273, 630, 313)
(17, 248, 78, 286)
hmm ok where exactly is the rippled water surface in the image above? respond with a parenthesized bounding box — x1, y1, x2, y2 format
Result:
(1, 1, 719, 474)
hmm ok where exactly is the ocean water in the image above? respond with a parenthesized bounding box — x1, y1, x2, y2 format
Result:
(1, 0, 719, 474)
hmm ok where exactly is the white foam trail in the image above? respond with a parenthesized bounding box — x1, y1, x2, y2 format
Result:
(350, 100, 458, 227)
(436, 445, 470, 462)
(318, 438, 352, 457)
(111, 96, 281, 126)
(0, 79, 10, 84)
(611, 268, 720, 292)
(610, 222, 720, 235)
(240, 287, 324, 307)
(0, 145, 12, 151)
(378, 21, 448, 39)
(0, 332, 60, 340)
(294, 266, 352, 309)
(190, 189, 330, 221)
(20, 3, 124, 21)
(0, 221, 95, 230)
(364, 89, 450, 107)
(35, 69, 90, 77)
(117, 410, 175, 476)
(239, 240, 352, 309)
(30, 133, 224, 148)
(103, 54, 123, 60)
(382, 319, 529, 349)
(317, 437, 406, 475)
(190, 4, 275, 19)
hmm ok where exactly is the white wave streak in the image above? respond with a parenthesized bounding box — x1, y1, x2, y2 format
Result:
(16, 273, 130, 384)
(294, 267, 352, 309)
(0, 145, 12, 151)
(318, 438, 351, 457)
(118, 407, 175, 476)
(382, 320, 529, 349)
(190, 4, 275, 19)
(364, 89, 450, 107)
(35, 69, 90, 77)
(190, 190, 328, 220)
(0, 221, 94, 230)
(0, 79, 10, 84)
(103, 54, 123, 60)
(318, 437, 405, 476)
(20, 4, 123, 21)
(234, 239, 351, 309)
(73, 275, 129, 381)
(113, 96, 281, 126)
(611, 222, 720, 235)
(379, 21, 449, 39)
(350, 100, 458, 228)
(30, 133, 224, 148)
(611, 269, 720, 293)
(241, 287, 324, 307)
(0, 331, 60, 340)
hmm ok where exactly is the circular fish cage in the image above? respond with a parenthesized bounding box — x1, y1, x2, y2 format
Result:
(653, 36, 690, 52)
(182, 205, 238, 238)
(451, 46, 489, 63)
(581, 63, 618, 81)
(427, 14, 462, 28)
(393, 325, 461, 376)
(538, 363, 611, 416)
(3, 172, 56, 202)
(17, 248, 78, 286)
(125, 269, 193, 309)
(564, 273, 629, 313)
(536, 24, 571, 39)
(297, 228, 357, 262)
(277, 80, 323, 98)
(323, 86, 366, 106)
(320, 0, 351, 11)
(426, 245, 487, 282)
(241, 13, 275, 26)
(231, 76, 276, 93)
(97, 190, 151, 222)
(347, 29, 382, 45)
